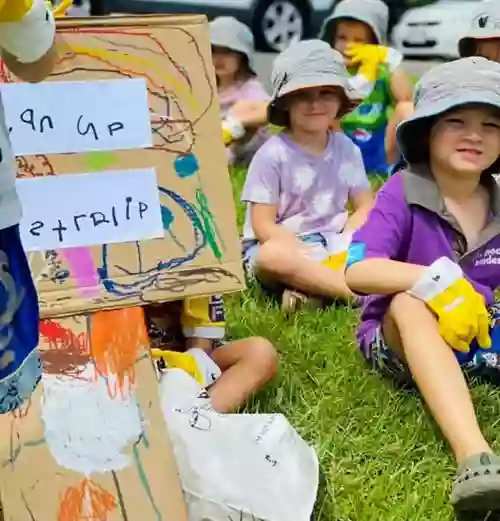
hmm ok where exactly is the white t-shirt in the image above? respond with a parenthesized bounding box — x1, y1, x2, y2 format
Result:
(0, 0, 55, 230)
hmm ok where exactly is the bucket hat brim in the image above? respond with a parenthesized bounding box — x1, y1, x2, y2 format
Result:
(397, 90, 500, 166)
(267, 73, 362, 127)
(210, 35, 256, 74)
(459, 31, 500, 57)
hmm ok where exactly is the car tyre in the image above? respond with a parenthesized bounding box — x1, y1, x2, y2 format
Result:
(252, 0, 308, 52)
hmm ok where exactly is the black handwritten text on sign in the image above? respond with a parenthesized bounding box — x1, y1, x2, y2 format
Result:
(16, 169, 164, 252)
(0, 78, 152, 156)
(29, 196, 149, 243)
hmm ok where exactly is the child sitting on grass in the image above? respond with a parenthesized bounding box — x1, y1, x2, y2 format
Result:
(209, 16, 270, 166)
(459, 1, 500, 62)
(146, 296, 277, 413)
(345, 57, 500, 515)
(241, 40, 373, 313)
(320, 0, 414, 174)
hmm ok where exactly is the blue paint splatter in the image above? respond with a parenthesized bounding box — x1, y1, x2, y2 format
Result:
(174, 153, 199, 178)
(98, 187, 206, 296)
(161, 206, 174, 230)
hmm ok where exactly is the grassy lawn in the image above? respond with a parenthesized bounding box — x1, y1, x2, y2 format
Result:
(224, 166, 500, 521)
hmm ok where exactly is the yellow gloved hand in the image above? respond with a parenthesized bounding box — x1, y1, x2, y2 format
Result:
(45, 0, 73, 17)
(322, 233, 351, 271)
(151, 347, 221, 387)
(408, 257, 492, 353)
(345, 44, 403, 81)
(151, 348, 204, 384)
(0, 0, 34, 23)
(323, 251, 348, 271)
(221, 117, 245, 146)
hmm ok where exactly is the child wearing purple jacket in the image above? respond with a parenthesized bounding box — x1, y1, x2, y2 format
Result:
(345, 57, 500, 514)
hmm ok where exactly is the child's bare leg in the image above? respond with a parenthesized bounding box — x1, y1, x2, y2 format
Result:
(385, 292, 490, 464)
(255, 239, 353, 301)
(208, 337, 278, 413)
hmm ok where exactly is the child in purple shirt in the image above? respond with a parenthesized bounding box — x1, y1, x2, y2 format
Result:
(241, 40, 373, 312)
(345, 57, 500, 514)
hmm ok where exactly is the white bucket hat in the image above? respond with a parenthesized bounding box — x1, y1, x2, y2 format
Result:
(396, 57, 500, 172)
(319, 0, 389, 46)
(209, 16, 256, 74)
(267, 39, 362, 127)
(459, 1, 500, 58)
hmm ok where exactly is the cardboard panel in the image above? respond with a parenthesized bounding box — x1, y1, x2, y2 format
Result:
(0, 308, 188, 521)
(3, 15, 245, 319)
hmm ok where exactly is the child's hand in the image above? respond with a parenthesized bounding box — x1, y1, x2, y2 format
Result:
(221, 117, 245, 145)
(0, 0, 34, 22)
(345, 44, 403, 80)
(408, 257, 491, 353)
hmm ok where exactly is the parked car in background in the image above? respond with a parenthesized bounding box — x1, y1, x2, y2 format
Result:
(392, 0, 484, 59)
(104, 0, 336, 51)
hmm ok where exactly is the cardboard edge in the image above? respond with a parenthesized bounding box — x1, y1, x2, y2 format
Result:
(38, 259, 246, 319)
(56, 13, 208, 28)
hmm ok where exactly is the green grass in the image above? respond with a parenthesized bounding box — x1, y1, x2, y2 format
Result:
(224, 166, 500, 521)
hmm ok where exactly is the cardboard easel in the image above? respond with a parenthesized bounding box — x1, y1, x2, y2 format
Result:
(0, 14, 245, 521)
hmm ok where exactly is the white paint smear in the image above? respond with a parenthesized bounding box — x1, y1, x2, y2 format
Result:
(41, 365, 144, 476)
(1, 78, 152, 155)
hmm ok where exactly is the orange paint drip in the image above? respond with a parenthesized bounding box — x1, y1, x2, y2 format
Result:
(90, 307, 148, 399)
(58, 479, 116, 521)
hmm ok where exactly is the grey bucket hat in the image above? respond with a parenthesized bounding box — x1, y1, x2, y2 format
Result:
(319, 0, 389, 46)
(459, 1, 500, 58)
(267, 39, 363, 127)
(209, 16, 256, 74)
(396, 57, 500, 170)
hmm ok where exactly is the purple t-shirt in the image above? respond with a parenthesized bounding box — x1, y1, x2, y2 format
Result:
(352, 166, 500, 359)
(219, 77, 270, 165)
(241, 132, 370, 243)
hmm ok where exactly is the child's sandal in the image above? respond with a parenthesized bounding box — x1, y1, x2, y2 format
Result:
(280, 289, 324, 314)
(452, 453, 500, 512)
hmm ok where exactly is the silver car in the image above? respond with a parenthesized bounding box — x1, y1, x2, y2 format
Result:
(104, 0, 336, 52)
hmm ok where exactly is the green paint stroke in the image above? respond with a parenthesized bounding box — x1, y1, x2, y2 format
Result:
(83, 151, 119, 171)
(195, 188, 222, 259)
(134, 440, 162, 521)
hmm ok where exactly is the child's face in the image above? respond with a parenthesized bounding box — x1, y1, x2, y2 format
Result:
(430, 106, 500, 176)
(476, 39, 500, 63)
(212, 46, 243, 82)
(333, 20, 375, 64)
(287, 86, 343, 133)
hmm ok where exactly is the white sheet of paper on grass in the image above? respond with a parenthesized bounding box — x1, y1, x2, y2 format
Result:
(17, 168, 164, 252)
(1, 78, 152, 155)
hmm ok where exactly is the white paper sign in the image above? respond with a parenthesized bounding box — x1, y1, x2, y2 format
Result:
(1, 79, 152, 156)
(17, 169, 164, 252)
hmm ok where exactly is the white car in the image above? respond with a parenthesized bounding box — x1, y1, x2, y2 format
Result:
(392, 0, 485, 59)
(104, 0, 336, 52)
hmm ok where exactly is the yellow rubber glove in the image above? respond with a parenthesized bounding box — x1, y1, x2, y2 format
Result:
(322, 233, 351, 271)
(408, 257, 492, 353)
(221, 117, 245, 146)
(45, 0, 73, 17)
(0, 0, 34, 22)
(151, 347, 221, 387)
(151, 349, 204, 384)
(345, 44, 403, 81)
